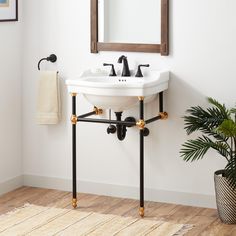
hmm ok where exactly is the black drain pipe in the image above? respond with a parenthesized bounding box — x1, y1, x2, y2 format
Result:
(115, 112, 127, 141)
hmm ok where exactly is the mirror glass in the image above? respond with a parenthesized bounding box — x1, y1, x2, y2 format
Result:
(98, 0, 161, 44)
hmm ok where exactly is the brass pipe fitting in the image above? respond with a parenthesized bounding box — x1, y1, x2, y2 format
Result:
(136, 120, 145, 130)
(71, 93, 77, 97)
(160, 112, 168, 120)
(139, 207, 145, 217)
(93, 107, 103, 115)
(72, 198, 77, 208)
(71, 115, 78, 125)
(138, 96, 144, 101)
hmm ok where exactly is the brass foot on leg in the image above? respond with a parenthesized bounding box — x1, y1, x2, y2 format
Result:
(139, 207, 145, 217)
(72, 198, 77, 209)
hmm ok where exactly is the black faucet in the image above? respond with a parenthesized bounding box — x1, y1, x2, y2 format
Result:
(135, 64, 150, 77)
(118, 55, 131, 77)
(103, 63, 117, 76)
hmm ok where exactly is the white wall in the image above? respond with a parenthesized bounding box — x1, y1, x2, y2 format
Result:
(22, 0, 236, 207)
(0, 0, 22, 193)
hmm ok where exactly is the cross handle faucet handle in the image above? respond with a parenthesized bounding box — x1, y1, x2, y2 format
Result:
(135, 64, 150, 77)
(103, 63, 117, 76)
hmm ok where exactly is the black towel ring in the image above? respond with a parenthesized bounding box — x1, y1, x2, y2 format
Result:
(38, 54, 57, 70)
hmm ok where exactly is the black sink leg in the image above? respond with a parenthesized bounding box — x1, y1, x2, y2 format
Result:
(139, 97, 145, 217)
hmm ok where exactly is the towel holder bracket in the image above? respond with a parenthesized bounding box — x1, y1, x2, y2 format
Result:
(38, 54, 57, 70)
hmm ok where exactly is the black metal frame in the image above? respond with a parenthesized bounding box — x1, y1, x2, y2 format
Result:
(72, 95, 77, 208)
(0, 0, 18, 22)
(71, 92, 166, 217)
(139, 98, 145, 216)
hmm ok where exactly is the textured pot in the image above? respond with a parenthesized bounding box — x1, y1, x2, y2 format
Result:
(214, 170, 236, 224)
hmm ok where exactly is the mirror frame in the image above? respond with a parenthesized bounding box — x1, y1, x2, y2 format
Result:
(91, 0, 169, 55)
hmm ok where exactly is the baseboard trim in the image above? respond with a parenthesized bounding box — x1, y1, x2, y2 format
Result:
(0, 176, 23, 196)
(23, 174, 216, 208)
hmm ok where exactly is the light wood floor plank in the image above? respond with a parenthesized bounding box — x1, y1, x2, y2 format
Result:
(199, 218, 234, 236)
(0, 187, 236, 235)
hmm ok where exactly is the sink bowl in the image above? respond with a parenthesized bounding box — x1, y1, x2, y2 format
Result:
(66, 70, 169, 112)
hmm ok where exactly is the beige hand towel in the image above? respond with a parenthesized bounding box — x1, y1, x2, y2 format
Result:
(36, 71, 61, 125)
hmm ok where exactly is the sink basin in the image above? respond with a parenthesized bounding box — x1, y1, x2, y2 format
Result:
(66, 70, 169, 112)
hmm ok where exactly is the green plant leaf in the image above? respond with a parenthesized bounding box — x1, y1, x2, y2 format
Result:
(230, 108, 236, 114)
(217, 120, 236, 138)
(207, 97, 230, 118)
(184, 106, 229, 141)
(181, 98, 236, 187)
(183, 98, 231, 143)
(180, 136, 230, 162)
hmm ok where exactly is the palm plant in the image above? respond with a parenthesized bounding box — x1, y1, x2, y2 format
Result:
(180, 98, 236, 189)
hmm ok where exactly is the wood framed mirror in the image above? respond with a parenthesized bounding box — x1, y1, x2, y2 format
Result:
(91, 0, 169, 55)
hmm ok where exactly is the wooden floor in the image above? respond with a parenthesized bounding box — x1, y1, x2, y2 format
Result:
(0, 187, 235, 235)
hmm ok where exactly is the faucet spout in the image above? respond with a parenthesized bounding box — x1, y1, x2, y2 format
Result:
(118, 55, 131, 77)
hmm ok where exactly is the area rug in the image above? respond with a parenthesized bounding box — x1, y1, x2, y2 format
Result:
(0, 204, 193, 235)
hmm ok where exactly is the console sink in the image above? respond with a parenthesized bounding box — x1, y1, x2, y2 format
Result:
(66, 70, 169, 112)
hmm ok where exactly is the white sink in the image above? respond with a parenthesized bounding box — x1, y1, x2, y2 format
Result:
(66, 70, 169, 112)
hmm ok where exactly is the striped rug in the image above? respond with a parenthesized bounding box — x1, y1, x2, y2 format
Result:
(0, 204, 193, 235)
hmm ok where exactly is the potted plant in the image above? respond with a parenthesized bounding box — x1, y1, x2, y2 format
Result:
(180, 98, 236, 224)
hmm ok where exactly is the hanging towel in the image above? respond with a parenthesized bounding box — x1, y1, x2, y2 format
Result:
(36, 71, 61, 125)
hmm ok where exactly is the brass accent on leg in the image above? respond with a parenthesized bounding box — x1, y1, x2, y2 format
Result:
(139, 207, 145, 217)
(71, 115, 78, 124)
(72, 198, 77, 208)
(94, 106, 103, 115)
(136, 120, 145, 130)
(159, 112, 168, 120)
(138, 96, 144, 101)
(71, 93, 77, 97)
